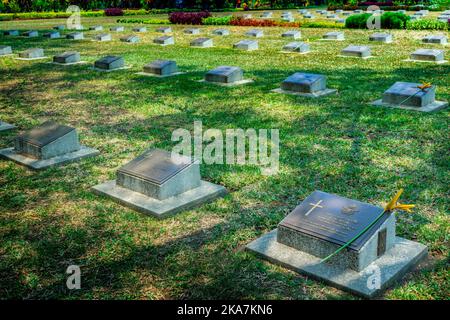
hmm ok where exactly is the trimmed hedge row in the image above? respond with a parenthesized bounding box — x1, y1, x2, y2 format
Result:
(116, 18, 171, 25)
(345, 12, 411, 29)
(0, 9, 149, 21)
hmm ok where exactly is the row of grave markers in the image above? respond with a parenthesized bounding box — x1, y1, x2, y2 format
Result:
(0, 14, 441, 297)
(1, 46, 448, 111)
(0, 119, 429, 298)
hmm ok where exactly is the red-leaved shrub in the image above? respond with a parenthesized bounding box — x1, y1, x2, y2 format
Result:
(105, 8, 124, 16)
(230, 17, 300, 28)
(169, 11, 211, 25)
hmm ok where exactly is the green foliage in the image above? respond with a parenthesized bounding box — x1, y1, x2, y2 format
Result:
(302, 21, 346, 28)
(345, 12, 411, 29)
(406, 19, 449, 30)
(202, 16, 233, 25)
(116, 18, 171, 24)
(380, 12, 410, 29)
(345, 13, 372, 29)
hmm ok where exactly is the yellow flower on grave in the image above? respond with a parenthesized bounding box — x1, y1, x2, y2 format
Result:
(384, 189, 415, 213)
(417, 82, 432, 91)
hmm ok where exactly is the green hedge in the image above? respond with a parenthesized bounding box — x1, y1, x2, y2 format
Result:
(116, 18, 171, 25)
(345, 12, 411, 29)
(202, 16, 233, 25)
(0, 9, 150, 21)
(406, 19, 449, 31)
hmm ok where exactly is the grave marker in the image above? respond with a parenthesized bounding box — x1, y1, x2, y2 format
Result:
(282, 30, 301, 39)
(153, 36, 175, 46)
(92, 148, 227, 218)
(273, 72, 337, 97)
(245, 29, 264, 38)
(190, 37, 213, 48)
(120, 35, 140, 43)
(156, 26, 172, 33)
(43, 31, 61, 39)
(203, 66, 252, 86)
(0, 121, 99, 170)
(22, 30, 38, 37)
(184, 28, 201, 35)
(341, 45, 371, 58)
(110, 26, 124, 32)
(132, 26, 147, 32)
(371, 81, 448, 112)
(422, 34, 447, 45)
(53, 51, 81, 65)
(410, 49, 445, 63)
(89, 25, 103, 31)
(369, 33, 393, 43)
(66, 32, 84, 40)
(93, 33, 112, 42)
(3, 30, 19, 36)
(142, 60, 179, 77)
(18, 48, 45, 59)
(94, 56, 125, 71)
(213, 29, 230, 36)
(233, 40, 258, 51)
(0, 45, 13, 56)
(282, 42, 310, 54)
(322, 31, 345, 40)
(246, 190, 428, 298)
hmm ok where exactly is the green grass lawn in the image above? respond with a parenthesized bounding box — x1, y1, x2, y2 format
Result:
(0, 12, 449, 300)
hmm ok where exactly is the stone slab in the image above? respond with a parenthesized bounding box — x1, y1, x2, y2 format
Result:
(53, 51, 80, 64)
(4, 30, 19, 36)
(22, 30, 38, 37)
(89, 25, 103, 31)
(190, 37, 213, 48)
(120, 35, 140, 43)
(156, 27, 172, 33)
(184, 28, 201, 35)
(198, 79, 254, 87)
(322, 32, 345, 41)
(369, 33, 393, 43)
(282, 30, 301, 39)
(110, 26, 125, 32)
(0, 146, 99, 170)
(0, 46, 13, 56)
(205, 66, 243, 84)
(272, 88, 337, 98)
(245, 29, 264, 38)
(136, 71, 185, 78)
(132, 27, 147, 32)
(43, 31, 61, 39)
(234, 40, 258, 51)
(422, 35, 447, 45)
(213, 29, 230, 36)
(143, 60, 178, 76)
(153, 36, 175, 46)
(246, 229, 428, 298)
(371, 99, 448, 112)
(92, 180, 227, 219)
(66, 32, 84, 40)
(92, 33, 112, 42)
(0, 122, 15, 132)
(410, 49, 445, 62)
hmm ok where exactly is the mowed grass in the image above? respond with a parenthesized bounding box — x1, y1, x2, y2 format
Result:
(0, 12, 449, 300)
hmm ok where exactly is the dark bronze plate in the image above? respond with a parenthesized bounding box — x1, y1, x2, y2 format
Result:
(16, 121, 75, 147)
(279, 190, 389, 251)
(118, 149, 193, 185)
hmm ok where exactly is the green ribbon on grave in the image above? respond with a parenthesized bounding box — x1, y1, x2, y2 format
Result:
(320, 189, 415, 264)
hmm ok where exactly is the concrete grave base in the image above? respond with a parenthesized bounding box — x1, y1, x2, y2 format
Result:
(0, 122, 16, 132)
(47, 61, 88, 66)
(318, 38, 345, 41)
(14, 56, 48, 61)
(402, 59, 447, 64)
(280, 50, 313, 55)
(272, 88, 337, 98)
(92, 180, 227, 219)
(371, 99, 448, 112)
(135, 71, 185, 78)
(0, 146, 99, 170)
(197, 79, 254, 87)
(89, 65, 132, 72)
(337, 55, 375, 59)
(246, 229, 427, 298)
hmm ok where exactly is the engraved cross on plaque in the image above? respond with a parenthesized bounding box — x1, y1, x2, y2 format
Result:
(305, 200, 323, 216)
